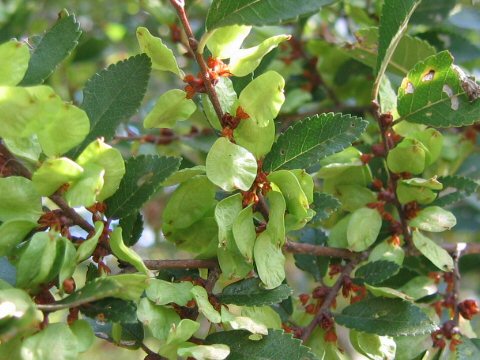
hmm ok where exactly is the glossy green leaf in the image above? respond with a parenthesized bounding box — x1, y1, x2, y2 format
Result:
(341, 28, 436, 77)
(15, 231, 58, 289)
(206, 25, 251, 59)
(349, 330, 396, 360)
(376, 0, 421, 76)
(347, 207, 382, 252)
(191, 286, 221, 323)
(311, 192, 341, 222)
(206, 0, 335, 30)
(0, 220, 36, 257)
(177, 344, 230, 360)
(234, 115, 275, 159)
(32, 157, 83, 196)
(21, 323, 80, 360)
(136, 27, 182, 76)
(397, 51, 480, 127)
(58, 274, 148, 306)
(110, 227, 150, 275)
(144, 89, 196, 129)
(137, 298, 180, 340)
(0, 39, 30, 85)
(0, 177, 41, 223)
(76, 222, 104, 263)
(72, 53, 151, 155)
(206, 137, 257, 191)
(230, 35, 290, 77)
(70, 320, 95, 353)
(146, 279, 193, 307)
(75, 138, 125, 201)
(205, 329, 317, 360)
(64, 163, 104, 207)
(106, 155, 181, 219)
(237, 71, 285, 127)
(409, 206, 456, 232)
(20, 14, 81, 85)
(412, 230, 454, 271)
(232, 205, 256, 262)
(253, 230, 285, 289)
(335, 297, 437, 336)
(263, 113, 367, 171)
(218, 278, 292, 306)
(355, 261, 400, 285)
(163, 175, 217, 231)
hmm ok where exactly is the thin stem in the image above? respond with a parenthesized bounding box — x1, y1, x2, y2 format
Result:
(144, 259, 218, 270)
(169, 0, 224, 121)
(284, 241, 356, 260)
(452, 244, 464, 325)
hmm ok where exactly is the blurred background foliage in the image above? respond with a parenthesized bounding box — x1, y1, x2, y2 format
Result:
(1, 0, 480, 358)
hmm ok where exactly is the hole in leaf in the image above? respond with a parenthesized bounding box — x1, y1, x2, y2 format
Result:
(422, 70, 435, 82)
(137, 172, 154, 187)
(405, 82, 415, 94)
(426, 112, 432, 117)
(442, 84, 459, 111)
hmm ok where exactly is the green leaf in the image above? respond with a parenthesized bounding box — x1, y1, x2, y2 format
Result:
(0, 220, 37, 257)
(177, 344, 230, 360)
(191, 286, 221, 323)
(217, 242, 254, 280)
(146, 279, 193, 306)
(241, 306, 282, 330)
(268, 170, 309, 220)
(349, 330, 396, 360)
(57, 274, 148, 306)
(160, 319, 202, 359)
(263, 113, 367, 171)
(293, 228, 328, 281)
(341, 28, 436, 77)
(110, 227, 150, 275)
(397, 51, 480, 127)
(206, 25, 251, 59)
(205, 329, 318, 360)
(410, 0, 456, 25)
(162, 165, 206, 186)
(72, 53, 151, 156)
(386, 138, 427, 175)
(399, 276, 437, 300)
(206, 137, 257, 191)
(311, 193, 341, 222)
(221, 307, 269, 335)
(218, 278, 292, 306)
(412, 230, 454, 272)
(376, 0, 421, 76)
(409, 206, 456, 232)
(32, 157, 83, 196)
(234, 113, 275, 159)
(56, 237, 77, 289)
(232, 205, 256, 262)
(203, 77, 237, 130)
(0, 177, 41, 223)
(238, 71, 285, 127)
(365, 284, 413, 301)
(347, 207, 382, 252)
(15, 232, 58, 289)
(368, 241, 405, 266)
(163, 175, 217, 231)
(253, 230, 286, 289)
(120, 212, 144, 247)
(144, 89, 196, 129)
(0, 39, 30, 85)
(456, 336, 480, 360)
(21, 323, 80, 360)
(265, 190, 286, 245)
(434, 175, 479, 207)
(70, 320, 95, 353)
(80, 298, 138, 324)
(335, 297, 438, 336)
(64, 163, 104, 207)
(355, 261, 400, 285)
(215, 194, 243, 248)
(206, 0, 335, 30)
(137, 298, 180, 340)
(76, 222, 104, 262)
(20, 14, 82, 85)
(136, 27, 183, 77)
(229, 35, 290, 77)
(106, 155, 181, 219)
(336, 184, 376, 212)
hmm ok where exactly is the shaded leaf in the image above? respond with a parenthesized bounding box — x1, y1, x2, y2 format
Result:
(355, 261, 400, 285)
(311, 193, 341, 222)
(263, 113, 367, 171)
(434, 175, 479, 207)
(218, 278, 292, 306)
(293, 228, 329, 281)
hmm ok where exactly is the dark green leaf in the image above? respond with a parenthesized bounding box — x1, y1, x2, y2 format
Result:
(72, 54, 151, 156)
(206, 0, 334, 30)
(119, 212, 144, 246)
(410, 0, 456, 24)
(377, 0, 421, 75)
(418, 30, 480, 64)
(218, 278, 292, 306)
(20, 14, 82, 85)
(335, 297, 438, 336)
(293, 228, 328, 281)
(397, 51, 480, 127)
(106, 155, 181, 219)
(311, 193, 341, 222)
(433, 175, 479, 207)
(355, 261, 401, 285)
(80, 298, 138, 323)
(263, 113, 367, 171)
(205, 330, 318, 360)
(457, 337, 480, 360)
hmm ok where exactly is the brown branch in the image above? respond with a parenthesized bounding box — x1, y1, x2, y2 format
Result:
(143, 259, 218, 270)
(301, 258, 361, 342)
(284, 241, 357, 259)
(169, 0, 224, 121)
